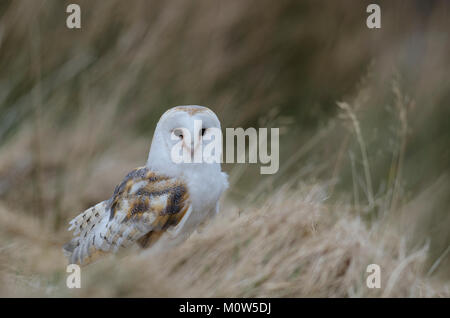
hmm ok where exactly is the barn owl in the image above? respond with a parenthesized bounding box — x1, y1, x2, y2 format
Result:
(63, 105, 228, 265)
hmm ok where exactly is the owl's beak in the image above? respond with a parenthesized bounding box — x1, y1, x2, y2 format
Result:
(181, 139, 195, 161)
(181, 133, 202, 162)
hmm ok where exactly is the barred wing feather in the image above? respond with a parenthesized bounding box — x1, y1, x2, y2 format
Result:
(63, 167, 190, 265)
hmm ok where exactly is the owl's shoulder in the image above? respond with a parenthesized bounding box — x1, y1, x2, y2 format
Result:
(108, 166, 189, 221)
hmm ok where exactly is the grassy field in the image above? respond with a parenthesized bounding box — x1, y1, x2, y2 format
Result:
(0, 0, 449, 297)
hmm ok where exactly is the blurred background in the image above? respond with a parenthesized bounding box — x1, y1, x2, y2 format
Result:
(0, 0, 449, 297)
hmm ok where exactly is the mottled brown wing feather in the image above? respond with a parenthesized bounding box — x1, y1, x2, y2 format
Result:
(64, 167, 190, 265)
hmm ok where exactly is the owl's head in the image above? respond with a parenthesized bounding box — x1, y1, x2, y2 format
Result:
(146, 105, 223, 176)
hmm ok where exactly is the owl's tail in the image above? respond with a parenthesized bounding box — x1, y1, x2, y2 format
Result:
(63, 200, 109, 265)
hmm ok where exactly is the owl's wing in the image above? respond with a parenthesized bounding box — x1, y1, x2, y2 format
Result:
(63, 167, 191, 265)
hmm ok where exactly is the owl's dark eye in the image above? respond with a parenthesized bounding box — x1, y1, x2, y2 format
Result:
(201, 128, 207, 136)
(173, 128, 183, 139)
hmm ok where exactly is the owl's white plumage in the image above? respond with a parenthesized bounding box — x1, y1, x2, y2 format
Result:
(63, 105, 228, 265)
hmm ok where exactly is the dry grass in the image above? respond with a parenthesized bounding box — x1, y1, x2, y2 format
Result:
(0, 0, 449, 297)
(1, 183, 448, 297)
